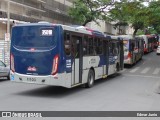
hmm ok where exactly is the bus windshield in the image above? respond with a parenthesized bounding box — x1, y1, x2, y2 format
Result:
(12, 26, 56, 48)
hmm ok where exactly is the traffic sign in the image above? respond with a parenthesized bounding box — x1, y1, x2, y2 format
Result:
(5, 33, 10, 41)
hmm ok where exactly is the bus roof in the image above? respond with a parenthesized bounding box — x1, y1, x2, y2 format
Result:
(135, 36, 143, 39)
(117, 35, 134, 40)
(110, 36, 123, 41)
(13, 23, 105, 37)
(62, 25, 93, 36)
(66, 25, 105, 37)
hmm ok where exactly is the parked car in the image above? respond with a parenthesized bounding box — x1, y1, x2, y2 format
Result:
(0, 60, 10, 79)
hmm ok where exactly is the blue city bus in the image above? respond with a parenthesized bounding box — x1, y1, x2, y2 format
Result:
(10, 23, 124, 88)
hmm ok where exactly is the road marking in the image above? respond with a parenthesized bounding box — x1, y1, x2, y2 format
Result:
(119, 69, 126, 74)
(129, 67, 140, 73)
(122, 69, 126, 72)
(123, 74, 160, 79)
(152, 68, 160, 75)
(141, 67, 150, 74)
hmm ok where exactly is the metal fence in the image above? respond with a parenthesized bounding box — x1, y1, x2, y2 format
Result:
(0, 40, 10, 65)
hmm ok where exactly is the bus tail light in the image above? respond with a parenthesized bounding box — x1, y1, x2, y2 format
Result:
(51, 54, 59, 75)
(11, 54, 15, 72)
(144, 43, 146, 48)
(127, 52, 132, 59)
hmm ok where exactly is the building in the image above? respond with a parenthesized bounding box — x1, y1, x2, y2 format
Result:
(0, 0, 134, 64)
(86, 20, 134, 35)
(0, 0, 74, 64)
(0, 0, 74, 39)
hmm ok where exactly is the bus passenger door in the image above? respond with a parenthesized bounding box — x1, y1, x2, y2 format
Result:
(71, 35, 83, 85)
(119, 40, 124, 70)
(103, 40, 109, 75)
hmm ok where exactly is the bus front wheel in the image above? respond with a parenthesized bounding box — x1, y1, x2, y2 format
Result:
(85, 69, 95, 88)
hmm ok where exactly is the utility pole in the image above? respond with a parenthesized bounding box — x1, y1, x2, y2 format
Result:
(7, 0, 10, 34)
(6, 0, 10, 65)
(63, 0, 66, 24)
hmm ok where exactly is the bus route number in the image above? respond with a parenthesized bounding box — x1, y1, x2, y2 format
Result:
(41, 30, 53, 36)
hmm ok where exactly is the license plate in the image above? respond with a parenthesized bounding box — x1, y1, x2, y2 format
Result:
(27, 77, 36, 82)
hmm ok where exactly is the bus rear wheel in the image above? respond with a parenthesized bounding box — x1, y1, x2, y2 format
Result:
(85, 69, 95, 88)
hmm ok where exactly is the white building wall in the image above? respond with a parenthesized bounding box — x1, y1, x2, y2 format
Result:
(54, 0, 73, 7)
(86, 20, 106, 33)
(86, 20, 133, 35)
(105, 22, 117, 35)
(125, 25, 134, 35)
(86, 20, 120, 35)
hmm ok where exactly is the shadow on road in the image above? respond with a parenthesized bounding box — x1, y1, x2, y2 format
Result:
(14, 73, 123, 98)
(93, 73, 122, 87)
(14, 85, 85, 98)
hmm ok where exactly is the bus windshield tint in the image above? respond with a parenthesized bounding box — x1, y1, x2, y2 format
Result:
(12, 26, 55, 48)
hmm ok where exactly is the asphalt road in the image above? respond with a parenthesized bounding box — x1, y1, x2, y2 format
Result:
(0, 51, 160, 119)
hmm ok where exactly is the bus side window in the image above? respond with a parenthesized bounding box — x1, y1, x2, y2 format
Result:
(64, 32, 71, 56)
(112, 42, 118, 55)
(93, 37, 98, 55)
(71, 35, 82, 58)
(109, 42, 113, 56)
(131, 42, 135, 51)
(138, 41, 140, 52)
(83, 36, 88, 56)
(97, 38, 103, 55)
(88, 37, 94, 55)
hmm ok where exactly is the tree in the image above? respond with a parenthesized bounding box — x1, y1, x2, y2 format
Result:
(147, 0, 160, 33)
(108, 0, 129, 34)
(69, 0, 160, 35)
(108, 0, 147, 36)
(69, 0, 116, 26)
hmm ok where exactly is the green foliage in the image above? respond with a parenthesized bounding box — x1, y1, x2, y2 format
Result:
(69, 0, 115, 26)
(147, 0, 160, 33)
(136, 30, 145, 35)
(109, 0, 147, 35)
(69, 0, 160, 35)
